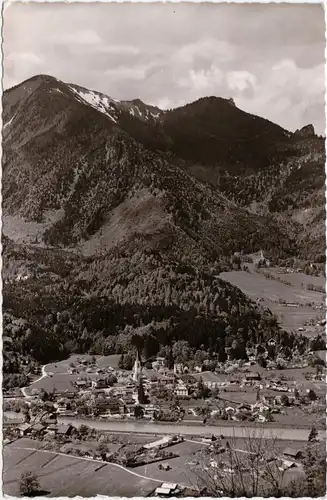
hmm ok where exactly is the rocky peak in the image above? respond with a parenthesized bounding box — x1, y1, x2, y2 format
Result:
(295, 124, 316, 137)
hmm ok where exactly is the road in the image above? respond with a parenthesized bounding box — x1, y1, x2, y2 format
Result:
(57, 417, 325, 442)
(21, 364, 48, 398)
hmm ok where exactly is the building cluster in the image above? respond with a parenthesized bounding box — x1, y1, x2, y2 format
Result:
(16, 419, 75, 439)
(22, 350, 325, 426)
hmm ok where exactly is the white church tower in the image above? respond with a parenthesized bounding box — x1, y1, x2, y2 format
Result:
(133, 351, 142, 382)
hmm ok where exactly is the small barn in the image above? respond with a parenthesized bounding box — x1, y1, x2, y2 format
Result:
(283, 448, 303, 460)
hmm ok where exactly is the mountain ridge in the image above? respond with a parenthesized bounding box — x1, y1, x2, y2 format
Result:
(3, 73, 324, 263)
(2, 73, 322, 378)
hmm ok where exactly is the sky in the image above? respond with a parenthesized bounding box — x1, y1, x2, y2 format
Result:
(3, 2, 326, 134)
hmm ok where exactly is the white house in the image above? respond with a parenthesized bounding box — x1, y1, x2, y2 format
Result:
(174, 382, 188, 397)
(173, 363, 184, 375)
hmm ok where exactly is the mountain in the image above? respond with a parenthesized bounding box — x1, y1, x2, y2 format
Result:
(1, 74, 320, 377)
(3, 74, 297, 264)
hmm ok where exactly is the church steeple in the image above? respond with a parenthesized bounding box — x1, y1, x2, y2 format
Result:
(133, 350, 142, 382)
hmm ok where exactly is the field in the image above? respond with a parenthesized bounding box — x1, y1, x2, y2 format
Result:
(220, 270, 325, 334)
(268, 270, 325, 289)
(3, 435, 309, 497)
(46, 354, 121, 375)
(134, 440, 204, 487)
(3, 439, 159, 497)
(25, 354, 122, 396)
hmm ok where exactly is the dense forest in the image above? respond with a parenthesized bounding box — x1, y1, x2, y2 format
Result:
(3, 244, 309, 390)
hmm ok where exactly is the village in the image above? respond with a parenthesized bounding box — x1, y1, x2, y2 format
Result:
(4, 338, 326, 430)
(3, 329, 326, 497)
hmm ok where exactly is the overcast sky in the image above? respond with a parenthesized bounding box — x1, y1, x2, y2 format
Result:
(4, 2, 326, 134)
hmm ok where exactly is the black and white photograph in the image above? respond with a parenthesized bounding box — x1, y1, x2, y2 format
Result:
(2, 2, 326, 498)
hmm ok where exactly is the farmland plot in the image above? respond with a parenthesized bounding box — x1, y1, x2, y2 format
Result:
(3, 443, 158, 497)
(220, 270, 325, 332)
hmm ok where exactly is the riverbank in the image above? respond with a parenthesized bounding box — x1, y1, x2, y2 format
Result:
(57, 416, 325, 442)
(57, 413, 325, 430)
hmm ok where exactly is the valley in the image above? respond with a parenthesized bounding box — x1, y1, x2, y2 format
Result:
(2, 73, 326, 499)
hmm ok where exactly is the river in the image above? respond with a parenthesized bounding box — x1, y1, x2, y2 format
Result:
(57, 417, 325, 442)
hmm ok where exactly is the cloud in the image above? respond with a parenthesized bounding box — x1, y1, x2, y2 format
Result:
(100, 45, 140, 56)
(178, 66, 224, 93)
(227, 71, 257, 93)
(234, 60, 325, 133)
(104, 65, 149, 81)
(3, 3, 325, 133)
(56, 29, 102, 46)
(4, 52, 43, 88)
(7, 52, 42, 65)
(173, 38, 236, 67)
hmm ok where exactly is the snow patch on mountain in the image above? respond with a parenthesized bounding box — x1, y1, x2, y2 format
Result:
(68, 85, 119, 123)
(4, 115, 15, 129)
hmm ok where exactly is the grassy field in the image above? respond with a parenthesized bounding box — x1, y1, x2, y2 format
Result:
(25, 373, 80, 395)
(27, 354, 123, 395)
(3, 439, 159, 497)
(220, 270, 324, 304)
(268, 270, 325, 289)
(3, 430, 314, 498)
(133, 440, 203, 487)
(220, 270, 325, 333)
(46, 354, 121, 375)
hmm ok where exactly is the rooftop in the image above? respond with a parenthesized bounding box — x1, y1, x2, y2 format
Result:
(192, 371, 227, 383)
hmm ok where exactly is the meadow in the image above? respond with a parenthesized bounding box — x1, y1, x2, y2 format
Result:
(220, 270, 325, 333)
(3, 439, 159, 497)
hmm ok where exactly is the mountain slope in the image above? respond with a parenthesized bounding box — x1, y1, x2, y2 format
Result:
(2, 74, 314, 378)
(3, 74, 296, 264)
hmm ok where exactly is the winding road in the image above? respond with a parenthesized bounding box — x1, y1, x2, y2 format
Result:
(21, 364, 48, 398)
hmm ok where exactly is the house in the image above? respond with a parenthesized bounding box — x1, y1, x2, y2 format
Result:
(174, 382, 188, 397)
(283, 448, 304, 460)
(144, 436, 173, 450)
(238, 403, 251, 412)
(155, 483, 179, 497)
(274, 396, 282, 405)
(112, 385, 127, 397)
(75, 380, 89, 389)
(155, 487, 172, 497)
(143, 435, 182, 450)
(152, 357, 166, 371)
(57, 424, 74, 436)
(18, 423, 32, 437)
(174, 364, 184, 375)
(143, 404, 157, 418)
(160, 374, 175, 387)
(46, 424, 58, 435)
(122, 401, 136, 415)
(281, 460, 298, 470)
(158, 463, 171, 471)
(92, 378, 109, 389)
(193, 371, 222, 389)
(245, 373, 261, 382)
(262, 395, 275, 406)
(95, 397, 121, 415)
(30, 423, 47, 437)
(230, 377, 240, 385)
